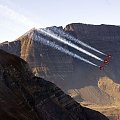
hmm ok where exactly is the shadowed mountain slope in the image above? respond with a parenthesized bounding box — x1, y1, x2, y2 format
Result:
(0, 49, 109, 120)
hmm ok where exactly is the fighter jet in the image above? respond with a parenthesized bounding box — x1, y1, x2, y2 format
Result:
(99, 54, 111, 70)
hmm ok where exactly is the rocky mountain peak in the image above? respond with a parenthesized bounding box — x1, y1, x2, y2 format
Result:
(1, 22, 120, 91)
(98, 76, 120, 102)
(98, 76, 114, 88)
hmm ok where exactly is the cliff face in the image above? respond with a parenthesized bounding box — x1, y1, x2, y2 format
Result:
(0, 28, 74, 90)
(64, 23, 120, 84)
(98, 76, 120, 102)
(68, 77, 120, 120)
(0, 49, 109, 120)
(68, 85, 114, 105)
(0, 23, 120, 91)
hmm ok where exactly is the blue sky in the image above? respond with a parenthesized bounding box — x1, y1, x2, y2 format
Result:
(0, 0, 120, 42)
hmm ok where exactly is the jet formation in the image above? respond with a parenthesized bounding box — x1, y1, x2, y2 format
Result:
(34, 27, 111, 70)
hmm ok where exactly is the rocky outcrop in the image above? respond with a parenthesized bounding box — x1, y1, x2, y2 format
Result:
(68, 77, 120, 120)
(98, 76, 120, 102)
(68, 76, 120, 105)
(68, 85, 114, 105)
(0, 49, 109, 120)
(80, 86, 113, 105)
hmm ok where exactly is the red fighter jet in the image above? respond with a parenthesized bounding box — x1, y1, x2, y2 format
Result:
(99, 54, 111, 70)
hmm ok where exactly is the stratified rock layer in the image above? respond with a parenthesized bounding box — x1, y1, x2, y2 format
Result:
(0, 49, 108, 120)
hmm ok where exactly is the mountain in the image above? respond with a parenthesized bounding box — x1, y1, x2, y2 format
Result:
(0, 49, 109, 120)
(98, 76, 120, 102)
(68, 76, 120, 105)
(68, 76, 120, 120)
(0, 28, 75, 91)
(1, 23, 120, 118)
(64, 23, 120, 83)
(0, 23, 120, 92)
(68, 85, 114, 105)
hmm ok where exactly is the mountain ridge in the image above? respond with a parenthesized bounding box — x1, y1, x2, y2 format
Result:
(0, 22, 120, 90)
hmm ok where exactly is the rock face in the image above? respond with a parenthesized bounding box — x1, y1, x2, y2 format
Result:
(80, 86, 113, 105)
(68, 85, 114, 105)
(0, 49, 109, 120)
(0, 28, 75, 90)
(68, 77, 120, 120)
(64, 23, 120, 85)
(0, 23, 120, 92)
(68, 76, 120, 105)
(98, 76, 120, 102)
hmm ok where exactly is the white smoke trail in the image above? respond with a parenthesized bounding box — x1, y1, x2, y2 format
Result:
(48, 27, 106, 55)
(34, 35, 98, 67)
(39, 29, 103, 62)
